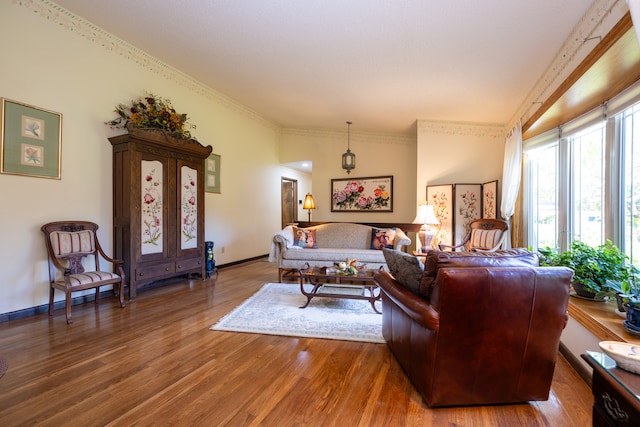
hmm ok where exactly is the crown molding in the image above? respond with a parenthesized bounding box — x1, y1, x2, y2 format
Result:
(417, 120, 505, 139)
(280, 127, 415, 146)
(510, 0, 625, 128)
(16, 0, 278, 131)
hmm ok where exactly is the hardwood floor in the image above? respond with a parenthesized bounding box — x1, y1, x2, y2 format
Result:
(0, 258, 593, 426)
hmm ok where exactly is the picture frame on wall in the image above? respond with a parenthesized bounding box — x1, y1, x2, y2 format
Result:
(453, 183, 482, 246)
(0, 98, 62, 179)
(331, 175, 393, 212)
(426, 184, 454, 248)
(482, 180, 499, 219)
(204, 153, 221, 193)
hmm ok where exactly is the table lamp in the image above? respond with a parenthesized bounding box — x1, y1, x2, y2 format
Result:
(412, 203, 440, 253)
(303, 193, 316, 222)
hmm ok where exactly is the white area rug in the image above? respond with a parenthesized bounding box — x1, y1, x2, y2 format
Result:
(210, 282, 384, 343)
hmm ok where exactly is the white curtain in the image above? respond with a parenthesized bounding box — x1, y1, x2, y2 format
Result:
(627, 0, 640, 47)
(500, 120, 522, 248)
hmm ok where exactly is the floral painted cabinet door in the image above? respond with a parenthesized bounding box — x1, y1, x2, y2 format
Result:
(141, 160, 164, 255)
(180, 165, 198, 250)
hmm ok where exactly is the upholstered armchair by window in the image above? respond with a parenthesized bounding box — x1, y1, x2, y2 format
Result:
(439, 218, 508, 252)
(41, 221, 125, 324)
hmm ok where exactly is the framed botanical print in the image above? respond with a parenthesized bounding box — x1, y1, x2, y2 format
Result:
(1, 98, 62, 179)
(204, 153, 221, 193)
(453, 183, 482, 245)
(426, 184, 453, 248)
(482, 180, 499, 219)
(331, 176, 393, 212)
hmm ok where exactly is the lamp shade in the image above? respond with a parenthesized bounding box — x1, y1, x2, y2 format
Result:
(303, 193, 316, 210)
(412, 203, 439, 225)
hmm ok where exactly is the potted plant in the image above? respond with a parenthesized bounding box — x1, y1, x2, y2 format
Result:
(604, 270, 640, 333)
(539, 240, 629, 300)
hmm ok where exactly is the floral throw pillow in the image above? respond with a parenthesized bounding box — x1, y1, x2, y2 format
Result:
(370, 228, 396, 250)
(293, 227, 317, 249)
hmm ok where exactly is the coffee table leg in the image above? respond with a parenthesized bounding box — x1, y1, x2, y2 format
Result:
(370, 299, 382, 314)
(299, 272, 321, 309)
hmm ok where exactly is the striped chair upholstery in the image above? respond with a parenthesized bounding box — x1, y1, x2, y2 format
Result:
(469, 229, 502, 250)
(42, 221, 126, 324)
(439, 219, 508, 252)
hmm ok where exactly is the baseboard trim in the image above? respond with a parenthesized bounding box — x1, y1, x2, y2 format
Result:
(559, 341, 592, 387)
(0, 256, 268, 323)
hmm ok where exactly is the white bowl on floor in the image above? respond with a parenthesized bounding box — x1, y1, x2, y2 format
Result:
(599, 341, 640, 374)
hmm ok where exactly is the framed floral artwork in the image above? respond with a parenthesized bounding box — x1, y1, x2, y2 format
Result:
(426, 184, 453, 248)
(453, 183, 482, 245)
(331, 176, 393, 212)
(482, 180, 498, 219)
(204, 153, 221, 193)
(1, 98, 62, 179)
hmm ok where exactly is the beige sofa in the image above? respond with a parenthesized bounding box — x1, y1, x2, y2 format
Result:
(269, 222, 411, 281)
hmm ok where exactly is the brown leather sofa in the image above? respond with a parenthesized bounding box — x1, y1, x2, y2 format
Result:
(374, 249, 573, 407)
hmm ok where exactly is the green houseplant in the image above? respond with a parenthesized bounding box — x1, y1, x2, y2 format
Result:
(539, 240, 630, 300)
(605, 270, 640, 333)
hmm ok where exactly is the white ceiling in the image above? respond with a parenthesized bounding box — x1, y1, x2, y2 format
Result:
(54, 0, 594, 135)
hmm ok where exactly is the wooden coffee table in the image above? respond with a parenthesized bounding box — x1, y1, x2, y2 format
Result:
(297, 266, 382, 314)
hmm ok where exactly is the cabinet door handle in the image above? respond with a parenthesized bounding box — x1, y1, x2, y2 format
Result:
(165, 267, 169, 271)
(602, 392, 628, 422)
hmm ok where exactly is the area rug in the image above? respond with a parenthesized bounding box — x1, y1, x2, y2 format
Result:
(210, 282, 384, 343)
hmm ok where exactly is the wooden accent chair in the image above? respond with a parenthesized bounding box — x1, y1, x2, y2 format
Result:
(439, 218, 508, 252)
(41, 221, 125, 324)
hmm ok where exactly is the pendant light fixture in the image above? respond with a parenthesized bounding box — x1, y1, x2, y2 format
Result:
(342, 121, 356, 174)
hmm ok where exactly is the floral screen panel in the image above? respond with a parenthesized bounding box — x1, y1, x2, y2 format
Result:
(426, 184, 453, 248)
(482, 180, 498, 219)
(453, 183, 482, 246)
(141, 160, 163, 255)
(181, 165, 198, 250)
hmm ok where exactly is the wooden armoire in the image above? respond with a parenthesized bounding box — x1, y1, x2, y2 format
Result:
(109, 128, 212, 298)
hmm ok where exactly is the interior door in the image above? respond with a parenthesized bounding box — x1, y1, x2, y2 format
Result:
(281, 178, 297, 228)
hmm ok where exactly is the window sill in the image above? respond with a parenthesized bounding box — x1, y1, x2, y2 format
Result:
(568, 297, 640, 345)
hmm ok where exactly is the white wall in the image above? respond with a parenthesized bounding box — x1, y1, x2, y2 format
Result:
(416, 120, 506, 204)
(280, 128, 418, 224)
(0, 3, 282, 314)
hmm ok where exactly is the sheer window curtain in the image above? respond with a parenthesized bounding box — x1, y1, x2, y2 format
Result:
(627, 0, 640, 47)
(500, 121, 522, 249)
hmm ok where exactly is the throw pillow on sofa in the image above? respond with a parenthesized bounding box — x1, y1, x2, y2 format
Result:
(418, 248, 539, 300)
(371, 228, 396, 250)
(382, 248, 424, 295)
(293, 227, 317, 248)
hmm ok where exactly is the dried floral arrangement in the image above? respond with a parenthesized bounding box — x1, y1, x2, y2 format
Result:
(106, 92, 196, 139)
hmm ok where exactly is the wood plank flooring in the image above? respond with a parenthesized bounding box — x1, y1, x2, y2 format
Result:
(0, 258, 593, 426)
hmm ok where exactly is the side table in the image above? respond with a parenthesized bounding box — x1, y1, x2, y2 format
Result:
(581, 351, 640, 426)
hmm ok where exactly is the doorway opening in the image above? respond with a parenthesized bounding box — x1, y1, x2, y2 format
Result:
(281, 177, 298, 229)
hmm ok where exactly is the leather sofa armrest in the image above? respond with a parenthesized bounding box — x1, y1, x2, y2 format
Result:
(393, 228, 412, 250)
(374, 270, 439, 331)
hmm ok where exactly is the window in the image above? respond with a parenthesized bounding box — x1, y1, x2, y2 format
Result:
(525, 142, 559, 250)
(621, 103, 640, 265)
(569, 122, 606, 247)
(524, 85, 640, 265)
